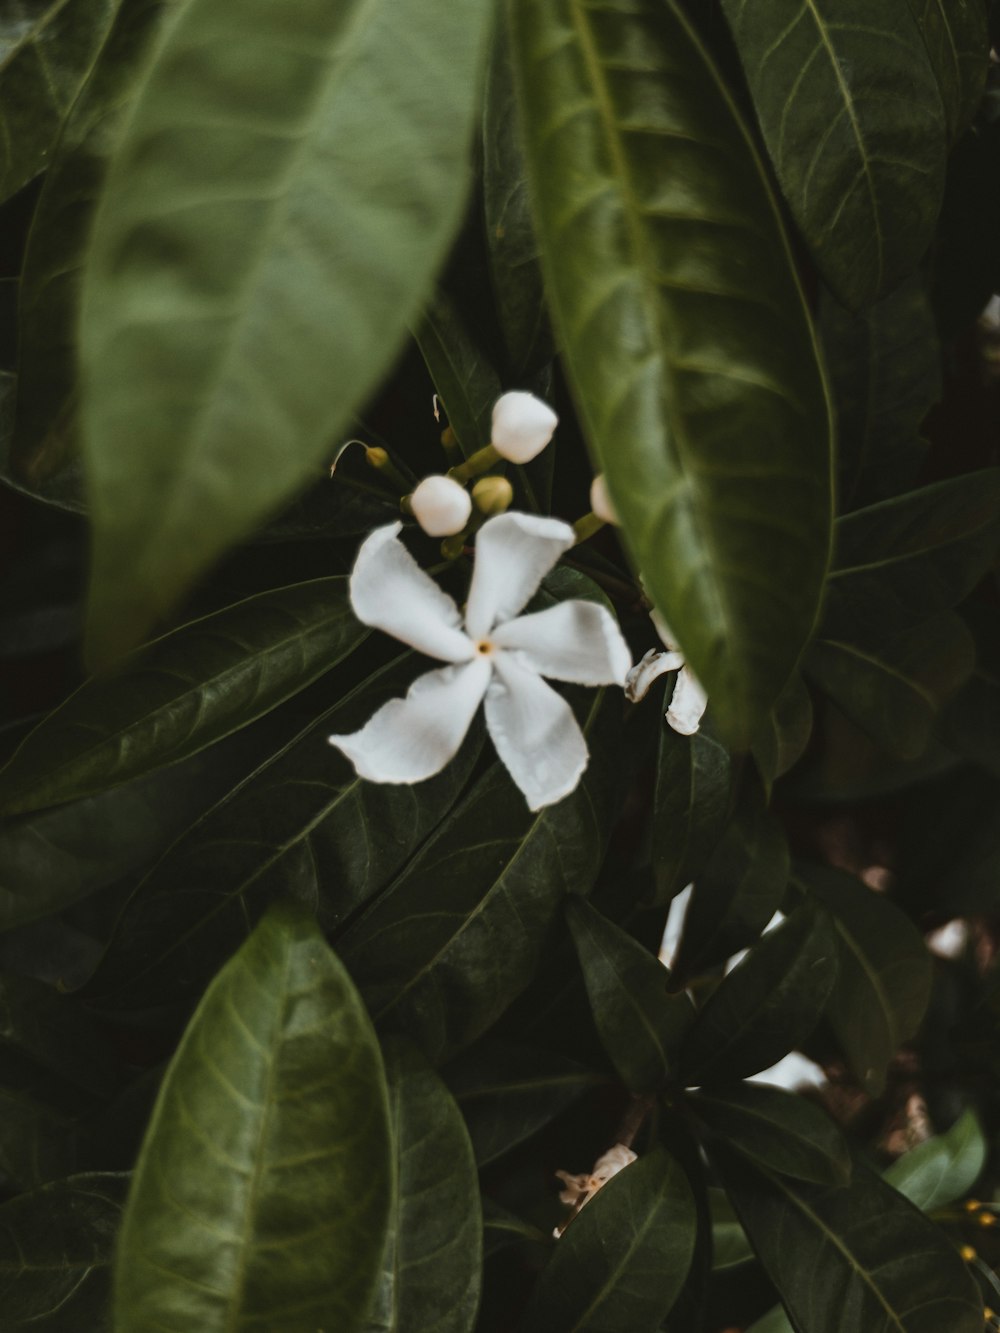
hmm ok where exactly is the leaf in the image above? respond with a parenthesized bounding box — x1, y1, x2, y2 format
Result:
(113, 905, 392, 1333)
(752, 671, 814, 792)
(708, 1188, 753, 1272)
(0, 576, 367, 814)
(0, 972, 123, 1101)
(79, 0, 493, 663)
(902, 0, 990, 141)
(444, 1040, 601, 1166)
(799, 864, 933, 1095)
(482, 1199, 549, 1259)
(652, 712, 733, 905)
(0, 0, 118, 204)
(521, 1149, 696, 1333)
(938, 602, 1000, 775)
(340, 688, 620, 1064)
(415, 286, 502, 458)
(678, 907, 839, 1086)
(718, 1153, 982, 1333)
(509, 0, 834, 748)
(566, 896, 694, 1092)
(691, 1084, 850, 1187)
(884, 1108, 987, 1211)
(0, 1172, 128, 1331)
(721, 0, 947, 311)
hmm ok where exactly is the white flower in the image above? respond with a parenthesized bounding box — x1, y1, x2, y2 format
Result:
(553, 1143, 637, 1235)
(328, 512, 632, 811)
(491, 391, 558, 463)
(624, 609, 708, 736)
(589, 473, 618, 526)
(410, 474, 471, 537)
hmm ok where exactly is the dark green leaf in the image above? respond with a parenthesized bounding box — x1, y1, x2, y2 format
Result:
(903, 0, 990, 141)
(752, 672, 814, 792)
(937, 601, 1000, 774)
(884, 1108, 987, 1211)
(653, 711, 733, 905)
(566, 896, 694, 1092)
(721, 0, 947, 310)
(799, 864, 933, 1095)
(0, 1172, 128, 1331)
(678, 907, 838, 1086)
(482, 1199, 549, 1259)
(692, 1084, 850, 1187)
(415, 286, 502, 458)
(522, 1149, 695, 1333)
(510, 0, 834, 748)
(113, 905, 392, 1333)
(708, 1188, 753, 1272)
(0, 577, 367, 814)
(0, 0, 118, 203)
(79, 0, 494, 662)
(365, 1039, 480, 1333)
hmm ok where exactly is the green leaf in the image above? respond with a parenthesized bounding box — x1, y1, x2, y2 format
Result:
(444, 1040, 601, 1166)
(509, 0, 833, 748)
(79, 0, 494, 662)
(415, 286, 502, 458)
(708, 1188, 753, 1272)
(721, 0, 947, 310)
(0, 577, 367, 814)
(365, 1039, 480, 1333)
(902, 0, 990, 141)
(482, 1199, 549, 1259)
(692, 1084, 850, 1187)
(113, 905, 392, 1333)
(799, 864, 933, 1096)
(678, 907, 838, 1086)
(718, 1153, 982, 1333)
(566, 896, 694, 1092)
(752, 671, 814, 792)
(0, 0, 118, 204)
(340, 688, 620, 1064)
(0, 1172, 128, 1331)
(938, 602, 1000, 775)
(521, 1149, 696, 1333)
(652, 712, 733, 904)
(884, 1108, 987, 1211)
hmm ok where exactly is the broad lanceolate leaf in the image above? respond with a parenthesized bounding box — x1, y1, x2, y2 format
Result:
(509, 0, 833, 748)
(415, 287, 502, 458)
(799, 865, 933, 1095)
(0, 0, 118, 203)
(79, 0, 494, 662)
(522, 1150, 696, 1333)
(653, 712, 733, 904)
(884, 1108, 987, 1211)
(0, 1172, 128, 1331)
(903, 0, 990, 141)
(678, 907, 838, 1086)
(566, 896, 693, 1092)
(718, 1153, 983, 1333)
(721, 0, 947, 311)
(365, 1039, 480, 1333)
(113, 906, 392, 1333)
(0, 577, 366, 814)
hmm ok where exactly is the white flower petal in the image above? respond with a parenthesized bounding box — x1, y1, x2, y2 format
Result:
(624, 647, 685, 704)
(410, 475, 472, 537)
(493, 601, 632, 685)
(666, 664, 708, 735)
(491, 390, 558, 463)
(650, 607, 680, 652)
(589, 473, 619, 526)
(350, 523, 474, 663)
(464, 512, 575, 640)
(328, 657, 491, 783)
(484, 653, 588, 811)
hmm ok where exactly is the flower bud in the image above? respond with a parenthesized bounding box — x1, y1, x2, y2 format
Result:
(409, 474, 472, 537)
(471, 475, 514, 515)
(491, 391, 558, 463)
(589, 473, 619, 525)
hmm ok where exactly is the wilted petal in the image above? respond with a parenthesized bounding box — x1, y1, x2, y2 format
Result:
(666, 664, 708, 735)
(624, 647, 686, 703)
(328, 658, 491, 783)
(464, 513, 575, 641)
(484, 653, 588, 811)
(350, 523, 474, 663)
(493, 601, 632, 685)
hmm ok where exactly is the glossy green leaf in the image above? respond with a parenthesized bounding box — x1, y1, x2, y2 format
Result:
(692, 1084, 850, 1187)
(113, 905, 392, 1333)
(903, 0, 990, 140)
(0, 577, 366, 814)
(522, 1149, 695, 1333)
(652, 711, 733, 905)
(708, 1188, 753, 1272)
(721, 0, 947, 310)
(799, 864, 933, 1095)
(0, 1172, 128, 1331)
(679, 907, 838, 1086)
(719, 1153, 982, 1333)
(0, 0, 118, 204)
(482, 1199, 549, 1259)
(415, 286, 502, 458)
(365, 1039, 480, 1333)
(566, 896, 693, 1092)
(509, 0, 833, 748)
(79, 0, 493, 662)
(444, 1040, 601, 1166)
(884, 1108, 987, 1211)
(752, 672, 814, 792)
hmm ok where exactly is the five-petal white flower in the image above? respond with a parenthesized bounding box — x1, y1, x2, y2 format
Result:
(328, 512, 632, 811)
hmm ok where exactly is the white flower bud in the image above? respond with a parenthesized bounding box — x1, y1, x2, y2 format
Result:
(491, 391, 558, 463)
(589, 473, 618, 525)
(409, 475, 472, 537)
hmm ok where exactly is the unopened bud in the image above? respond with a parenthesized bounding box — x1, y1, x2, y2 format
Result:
(491, 390, 558, 463)
(409, 474, 472, 537)
(365, 446, 390, 470)
(589, 474, 619, 525)
(472, 475, 514, 515)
